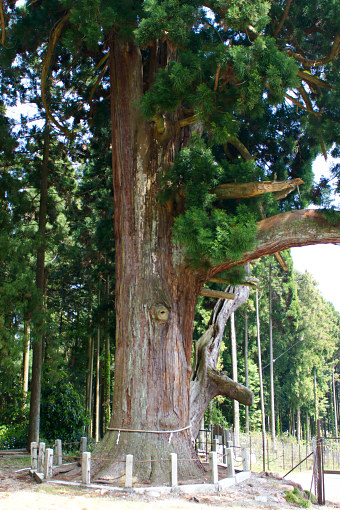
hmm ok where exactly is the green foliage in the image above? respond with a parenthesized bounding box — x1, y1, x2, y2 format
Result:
(285, 487, 311, 508)
(40, 375, 88, 442)
(173, 204, 257, 267)
(0, 423, 28, 449)
(159, 136, 258, 266)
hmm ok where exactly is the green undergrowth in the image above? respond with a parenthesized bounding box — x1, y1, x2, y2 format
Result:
(284, 487, 312, 508)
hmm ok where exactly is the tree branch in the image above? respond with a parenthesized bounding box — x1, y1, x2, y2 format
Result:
(273, 0, 293, 37)
(285, 28, 340, 67)
(207, 367, 253, 406)
(297, 70, 333, 90)
(213, 178, 303, 200)
(41, 13, 72, 137)
(0, 0, 5, 45)
(209, 209, 340, 276)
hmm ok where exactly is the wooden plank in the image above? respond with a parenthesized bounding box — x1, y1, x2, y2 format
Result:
(200, 289, 234, 300)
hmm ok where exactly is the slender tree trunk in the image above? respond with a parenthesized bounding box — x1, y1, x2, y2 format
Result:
(332, 366, 338, 438)
(86, 334, 94, 439)
(95, 324, 100, 443)
(269, 264, 276, 451)
(22, 318, 30, 406)
(230, 312, 239, 446)
(27, 119, 50, 448)
(314, 367, 318, 434)
(256, 289, 266, 472)
(244, 311, 249, 434)
(103, 274, 111, 433)
(297, 406, 301, 444)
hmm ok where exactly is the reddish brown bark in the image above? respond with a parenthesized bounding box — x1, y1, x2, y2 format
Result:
(95, 38, 203, 482)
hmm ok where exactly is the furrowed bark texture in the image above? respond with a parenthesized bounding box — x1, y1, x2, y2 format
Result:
(190, 285, 253, 438)
(95, 39, 203, 482)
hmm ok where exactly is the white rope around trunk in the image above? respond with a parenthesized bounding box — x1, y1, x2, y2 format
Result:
(107, 424, 192, 444)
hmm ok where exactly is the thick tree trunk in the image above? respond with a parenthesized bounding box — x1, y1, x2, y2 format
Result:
(94, 38, 203, 482)
(94, 36, 340, 484)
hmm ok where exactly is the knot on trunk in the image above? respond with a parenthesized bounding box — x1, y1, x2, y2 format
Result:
(152, 304, 170, 322)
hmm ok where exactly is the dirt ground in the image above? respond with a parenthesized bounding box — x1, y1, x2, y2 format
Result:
(1, 454, 340, 510)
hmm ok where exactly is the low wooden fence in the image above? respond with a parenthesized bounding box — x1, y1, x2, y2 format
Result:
(29, 435, 249, 487)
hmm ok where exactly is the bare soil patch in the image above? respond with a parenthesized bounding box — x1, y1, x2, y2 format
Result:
(1, 453, 339, 509)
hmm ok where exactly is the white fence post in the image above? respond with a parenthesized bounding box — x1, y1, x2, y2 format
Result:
(82, 452, 91, 485)
(30, 442, 38, 470)
(38, 442, 46, 473)
(241, 443, 249, 471)
(44, 448, 53, 480)
(212, 438, 219, 452)
(125, 454, 133, 488)
(80, 437, 87, 453)
(226, 447, 235, 478)
(209, 451, 218, 484)
(55, 439, 62, 466)
(170, 453, 178, 487)
(222, 445, 227, 465)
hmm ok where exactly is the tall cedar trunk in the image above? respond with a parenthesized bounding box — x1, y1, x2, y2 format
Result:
(95, 324, 100, 443)
(27, 120, 50, 447)
(22, 318, 30, 405)
(86, 334, 94, 438)
(94, 39, 203, 482)
(103, 274, 111, 433)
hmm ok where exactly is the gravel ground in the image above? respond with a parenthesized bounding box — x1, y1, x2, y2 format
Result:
(1, 455, 340, 509)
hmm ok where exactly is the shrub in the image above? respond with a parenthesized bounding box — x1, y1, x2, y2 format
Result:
(40, 376, 89, 443)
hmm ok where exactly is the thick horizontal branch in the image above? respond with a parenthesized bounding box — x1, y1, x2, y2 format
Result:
(207, 367, 253, 406)
(209, 209, 340, 276)
(200, 288, 234, 300)
(213, 178, 303, 200)
(208, 276, 260, 288)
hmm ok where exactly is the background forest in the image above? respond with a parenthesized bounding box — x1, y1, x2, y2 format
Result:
(0, 0, 339, 451)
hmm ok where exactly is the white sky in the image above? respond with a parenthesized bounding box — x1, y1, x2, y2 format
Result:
(291, 154, 340, 313)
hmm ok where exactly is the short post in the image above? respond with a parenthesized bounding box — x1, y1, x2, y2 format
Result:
(226, 440, 233, 448)
(241, 443, 249, 471)
(44, 448, 53, 480)
(170, 453, 178, 487)
(55, 439, 62, 466)
(125, 454, 133, 488)
(31, 442, 38, 470)
(226, 447, 235, 478)
(82, 452, 91, 485)
(38, 442, 46, 473)
(80, 436, 87, 453)
(222, 445, 227, 465)
(212, 438, 219, 452)
(209, 451, 218, 484)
